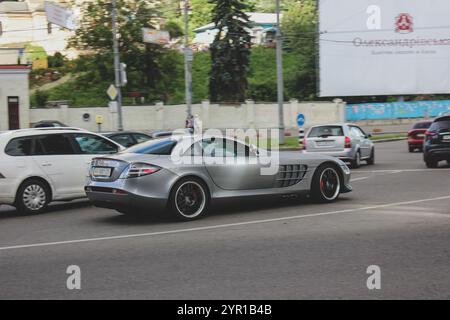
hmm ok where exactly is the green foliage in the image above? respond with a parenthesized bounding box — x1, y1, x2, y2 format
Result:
(48, 52, 66, 68)
(209, 0, 252, 102)
(34, 90, 49, 107)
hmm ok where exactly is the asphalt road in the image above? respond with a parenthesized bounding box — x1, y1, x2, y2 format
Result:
(0, 140, 449, 300)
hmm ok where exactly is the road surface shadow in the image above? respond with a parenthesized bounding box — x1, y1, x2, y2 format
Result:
(0, 200, 92, 220)
(94, 196, 353, 226)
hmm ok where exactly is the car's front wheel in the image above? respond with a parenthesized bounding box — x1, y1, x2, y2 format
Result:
(15, 179, 51, 214)
(366, 148, 375, 165)
(168, 178, 210, 221)
(311, 165, 341, 203)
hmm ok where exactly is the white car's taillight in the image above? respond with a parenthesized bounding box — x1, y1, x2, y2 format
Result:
(122, 163, 161, 178)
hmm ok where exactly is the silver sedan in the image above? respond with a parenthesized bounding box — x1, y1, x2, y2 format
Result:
(85, 135, 352, 221)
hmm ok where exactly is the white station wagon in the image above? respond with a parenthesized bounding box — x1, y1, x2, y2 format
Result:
(0, 128, 123, 214)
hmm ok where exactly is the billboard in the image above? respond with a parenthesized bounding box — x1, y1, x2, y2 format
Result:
(44, 1, 79, 30)
(319, 0, 450, 97)
(143, 28, 170, 45)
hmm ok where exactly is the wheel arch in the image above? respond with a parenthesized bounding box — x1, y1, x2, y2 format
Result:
(310, 161, 345, 190)
(15, 176, 54, 203)
(169, 174, 211, 200)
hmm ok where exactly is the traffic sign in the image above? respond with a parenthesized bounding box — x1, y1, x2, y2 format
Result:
(297, 114, 306, 127)
(107, 84, 118, 101)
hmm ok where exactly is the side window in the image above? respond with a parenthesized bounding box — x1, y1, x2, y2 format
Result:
(73, 133, 118, 155)
(110, 134, 135, 148)
(133, 133, 151, 144)
(5, 137, 33, 156)
(350, 127, 363, 138)
(200, 138, 250, 157)
(36, 134, 75, 155)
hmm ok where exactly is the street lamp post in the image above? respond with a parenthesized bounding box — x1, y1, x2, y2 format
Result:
(184, 0, 193, 118)
(276, 0, 285, 144)
(112, 0, 124, 131)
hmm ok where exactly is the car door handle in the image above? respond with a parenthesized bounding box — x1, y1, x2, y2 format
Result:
(41, 163, 52, 167)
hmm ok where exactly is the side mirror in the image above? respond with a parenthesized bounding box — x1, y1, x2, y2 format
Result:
(250, 144, 259, 156)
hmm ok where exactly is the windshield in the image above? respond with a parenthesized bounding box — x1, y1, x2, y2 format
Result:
(308, 126, 344, 138)
(430, 120, 450, 132)
(413, 122, 432, 129)
(124, 138, 178, 155)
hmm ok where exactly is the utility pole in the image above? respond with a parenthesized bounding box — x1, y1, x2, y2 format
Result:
(112, 0, 124, 131)
(276, 0, 285, 144)
(183, 0, 193, 118)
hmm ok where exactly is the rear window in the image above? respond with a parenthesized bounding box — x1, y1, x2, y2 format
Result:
(430, 120, 450, 132)
(5, 137, 33, 156)
(413, 122, 432, 129)
(124, 138, 178, 155)
(308, 126, 344, 138)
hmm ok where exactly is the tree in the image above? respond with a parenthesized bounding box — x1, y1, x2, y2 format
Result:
(282, 0, 318, 100)
(209, 0, 252, 102)
(69, 0, 167, 99)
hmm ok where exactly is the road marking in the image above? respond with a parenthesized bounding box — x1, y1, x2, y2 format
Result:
(355, 168, 450, 173)
(351, 176, 370, 182)
(0, 195, 449, 252)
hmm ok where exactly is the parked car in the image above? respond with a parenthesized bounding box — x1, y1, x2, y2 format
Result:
(102, 131, 152, 148)
(32, 120, 68, 128)
(0, 128, 123, 214)
(85, 135, 352, 221)
(303, 124, 375, 168)
(408, 121, 432, 152)
(423, 115, 450, 168)
(149, 128, 194, 139)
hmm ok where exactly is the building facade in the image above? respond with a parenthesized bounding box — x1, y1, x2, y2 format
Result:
(0, 65, 31, 130)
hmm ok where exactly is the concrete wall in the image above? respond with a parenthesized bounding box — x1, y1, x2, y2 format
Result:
(29, 100, 346, 132)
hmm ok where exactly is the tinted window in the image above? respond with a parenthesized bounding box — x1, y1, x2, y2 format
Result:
(308, 126, 344, 138)
(5, 137, 33, 156)
(430, 120, 450, 132)
(413, 122, 432, 129)
(36, 134, 75, 155)
(110, 134, 135, 148)
(125, 138, 177, 155)
(73, 133, 118, 154)
(200, 138, 251, 157)
(133, 133, 151, 144)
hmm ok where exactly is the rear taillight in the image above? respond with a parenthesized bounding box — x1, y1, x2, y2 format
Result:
(345, 137, 351, 148)
(425, 130, 438, 141)
(124, 163, 161, 178)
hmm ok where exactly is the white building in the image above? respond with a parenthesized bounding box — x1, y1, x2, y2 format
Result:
(0, 0, 78, 61)
(193, 12, 279, 48)
(0, 64, 31, 130)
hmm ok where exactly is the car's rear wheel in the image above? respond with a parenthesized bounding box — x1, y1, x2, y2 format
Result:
(168, 178, 209, 221)
(15, 179, 50, 214)
(311, 165, 341, 203)
(425, 158, 438, 168)
(366, 148, 375, 165)
(350, 151, 361, 169)
(409, 145, 415, 153)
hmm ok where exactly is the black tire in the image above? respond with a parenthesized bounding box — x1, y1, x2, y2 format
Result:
(168, 177, 210, 221)
(311, 165, 341, 203)
(366, 148, 375, 165)
(425, 158, 438, 168)
(350, 151, 361, 169)
(15, 179, 51, 214)
(409, 145, 415, 153)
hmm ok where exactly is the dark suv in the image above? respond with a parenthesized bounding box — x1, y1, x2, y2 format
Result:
(423, 116, 450, 168)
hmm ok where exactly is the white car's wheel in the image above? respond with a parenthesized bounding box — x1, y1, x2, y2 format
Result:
(311, 165, 341, 203)
(15, 179, 50, 214)
(168, 178, 210, 221)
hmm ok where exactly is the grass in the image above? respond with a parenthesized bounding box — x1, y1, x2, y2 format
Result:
(370, 133, 407, 141)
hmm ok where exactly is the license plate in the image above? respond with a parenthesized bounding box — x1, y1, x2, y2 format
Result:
(92, 167, 112, 177)
(317, 141, 334, 146)
(416, 134, 425, 138)
(443, 135, 450, 141)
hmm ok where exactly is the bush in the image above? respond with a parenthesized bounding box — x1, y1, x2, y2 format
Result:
(34, 90, 49, 107)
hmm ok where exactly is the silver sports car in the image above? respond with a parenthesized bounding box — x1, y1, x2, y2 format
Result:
(85, 135, 352, 221)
